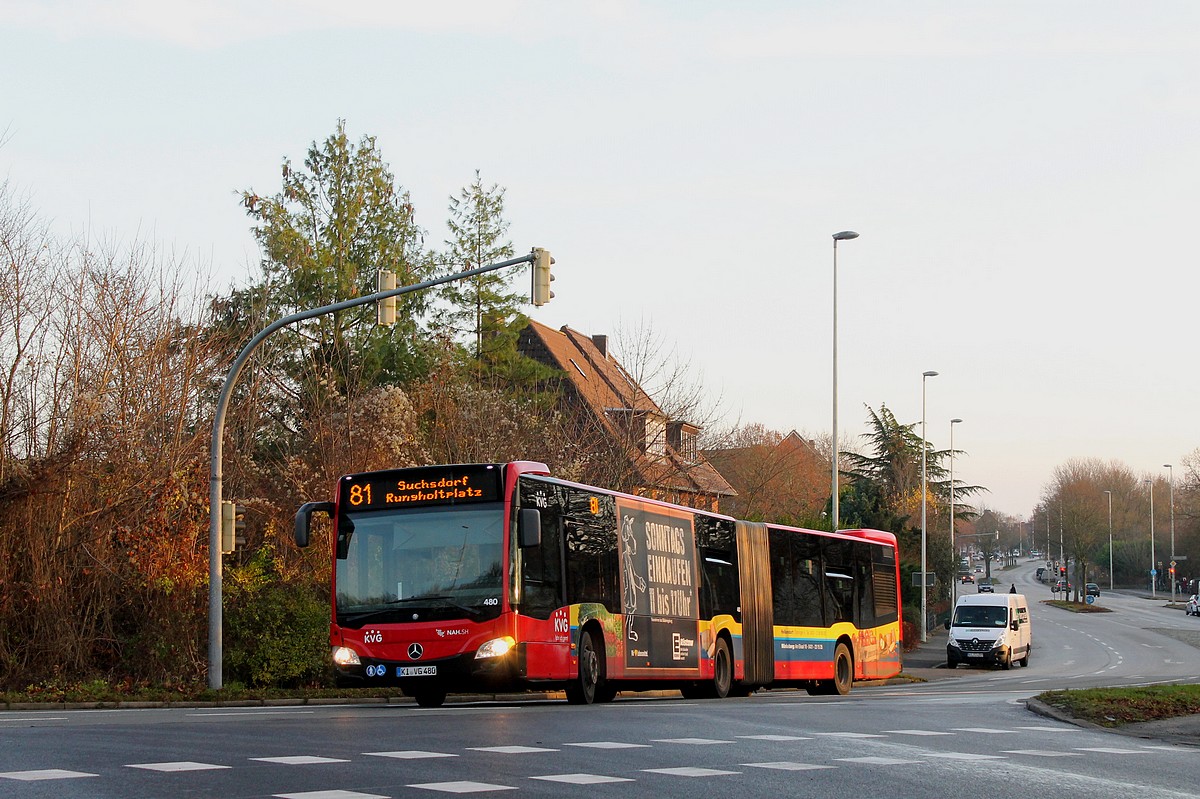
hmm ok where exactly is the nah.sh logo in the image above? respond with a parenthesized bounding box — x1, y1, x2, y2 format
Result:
(436, 628, 468, 638)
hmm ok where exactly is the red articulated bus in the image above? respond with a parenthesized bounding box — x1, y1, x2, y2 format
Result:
(294, 461, 902, 707)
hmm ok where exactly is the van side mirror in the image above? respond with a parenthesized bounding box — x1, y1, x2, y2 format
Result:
(1010, 620, 1019, 631)
(518, 508, 542, 548)
(295, 501, 334, 548)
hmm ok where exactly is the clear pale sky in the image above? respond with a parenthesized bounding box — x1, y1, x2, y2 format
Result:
(4, 2, 1197, 517)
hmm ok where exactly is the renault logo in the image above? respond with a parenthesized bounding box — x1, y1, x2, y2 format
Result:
(408, 643, 423, 660)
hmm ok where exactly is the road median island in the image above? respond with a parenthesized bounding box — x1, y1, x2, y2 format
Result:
(1032, 685, 1200, 728)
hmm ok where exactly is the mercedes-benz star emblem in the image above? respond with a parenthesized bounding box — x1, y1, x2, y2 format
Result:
(408, 643, 423, 660)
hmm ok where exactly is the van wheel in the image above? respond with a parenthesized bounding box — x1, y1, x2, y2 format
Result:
(1001, 653, 1012, 670)
(1018, 649, 1030, 667)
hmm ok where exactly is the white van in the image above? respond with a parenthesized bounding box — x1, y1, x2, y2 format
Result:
(944, 593, 1031, 669)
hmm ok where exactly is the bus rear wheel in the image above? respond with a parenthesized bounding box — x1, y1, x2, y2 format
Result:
(809, 642, 853, 696)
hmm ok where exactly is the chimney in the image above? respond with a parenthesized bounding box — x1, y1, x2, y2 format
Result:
(591, 334, 608, 358)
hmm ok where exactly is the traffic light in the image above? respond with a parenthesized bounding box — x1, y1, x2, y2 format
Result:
(220, 501, 246, 554)
(377, 269, 397, 326)
(531, 248, 555, 306)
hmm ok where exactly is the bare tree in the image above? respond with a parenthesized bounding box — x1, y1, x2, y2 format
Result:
(0, 219, 222, 688)
(612, 318, 728, 446)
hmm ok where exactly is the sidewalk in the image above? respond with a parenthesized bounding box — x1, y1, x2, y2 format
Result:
(900, 625, 957, 680)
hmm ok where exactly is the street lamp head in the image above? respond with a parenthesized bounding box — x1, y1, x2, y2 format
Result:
(832, 230, 859, 241)
(1163, 463, 1172, 469)
(923, 370, 939, 378)
(951, 417, 962, 424)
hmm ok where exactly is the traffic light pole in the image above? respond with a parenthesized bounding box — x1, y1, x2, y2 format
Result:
(207, 251, 540, 690)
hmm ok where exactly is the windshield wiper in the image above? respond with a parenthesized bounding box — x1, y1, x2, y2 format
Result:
(386, 595, 482, 616)
(339, 607, 410, 625)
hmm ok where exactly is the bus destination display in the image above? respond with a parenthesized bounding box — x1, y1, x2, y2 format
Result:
(340, 464, 502, 509)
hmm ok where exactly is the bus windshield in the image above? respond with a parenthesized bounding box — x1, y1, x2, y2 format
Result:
(951, 604, 1008, 628)
(335, 502, 504, 627)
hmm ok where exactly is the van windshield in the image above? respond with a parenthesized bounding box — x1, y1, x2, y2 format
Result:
(952, 605, 1008, 627)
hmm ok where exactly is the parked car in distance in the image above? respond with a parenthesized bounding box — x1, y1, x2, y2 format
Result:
(1186, 594, 1200, 616)
(1085, 583, 1100, 597)
(978, 583, 994, 593)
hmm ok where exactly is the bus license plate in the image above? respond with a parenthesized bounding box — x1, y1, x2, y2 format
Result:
(398, 665, 437, 677)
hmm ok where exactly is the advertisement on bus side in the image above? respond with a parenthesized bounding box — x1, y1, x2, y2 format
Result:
(615, 498, 700, 670)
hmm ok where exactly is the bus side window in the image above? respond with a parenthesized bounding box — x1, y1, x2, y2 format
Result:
(564, 490, 618, 612)
(854, 542, 876, 629)
(822, 537, 853, 626)
(517, 480, 564, 619)
(792, 534, 823, 627)
(872, 546, 899, 625)
(768, 528, 796, 625)
(698, 517, 739, 620)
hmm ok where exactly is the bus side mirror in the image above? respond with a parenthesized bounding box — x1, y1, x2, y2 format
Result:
(295, 501, 334, 548)
(518, 508, 542, 548)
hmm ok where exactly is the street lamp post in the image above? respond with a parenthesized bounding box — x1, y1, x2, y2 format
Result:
(920, 369, 938, 642)
(1165, 464, 1176, 602)
(830, 230, 858, 532)
(1145, 478, 1156, 598)
(1103, 489, 1113, 592)
(949, 418, 962, 606)
(1045, 507, 1050, 565)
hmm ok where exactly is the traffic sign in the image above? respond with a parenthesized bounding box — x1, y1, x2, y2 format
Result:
(1150, 569, 1158, 576)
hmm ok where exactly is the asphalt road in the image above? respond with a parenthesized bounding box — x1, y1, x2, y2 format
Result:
(2, 560, 1197, 798)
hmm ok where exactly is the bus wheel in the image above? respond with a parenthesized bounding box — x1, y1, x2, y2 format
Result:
(830, 642, 853, 696)
(566, 629, 603, 704)
(713, 637, 733, 699)
(414, 689, 446, 708)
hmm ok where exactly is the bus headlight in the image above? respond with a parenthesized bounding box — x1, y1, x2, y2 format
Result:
(475, 636, 516, 659)
(332, 646, 362, 666)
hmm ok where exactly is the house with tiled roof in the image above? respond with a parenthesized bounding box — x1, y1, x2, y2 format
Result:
(517, 320, 735, 512)
(705, 430, 830, 525)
